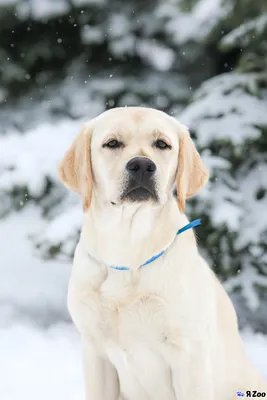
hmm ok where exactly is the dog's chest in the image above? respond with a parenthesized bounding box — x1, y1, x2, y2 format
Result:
(98, 271, 171, 348)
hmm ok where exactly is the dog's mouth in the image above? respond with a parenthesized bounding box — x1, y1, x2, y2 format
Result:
(120, 185, 158, 203)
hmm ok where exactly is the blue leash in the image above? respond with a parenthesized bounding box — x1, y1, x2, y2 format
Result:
(109, 219, 201, 271)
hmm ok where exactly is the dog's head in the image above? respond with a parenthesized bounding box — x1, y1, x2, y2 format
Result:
(58, 107, 209, 212)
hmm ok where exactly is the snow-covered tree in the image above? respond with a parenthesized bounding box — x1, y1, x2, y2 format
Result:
(181, 72, 267, 313)
(180, 0, 267, 328)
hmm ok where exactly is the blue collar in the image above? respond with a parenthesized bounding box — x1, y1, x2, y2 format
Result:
(109, 219, 201, 271)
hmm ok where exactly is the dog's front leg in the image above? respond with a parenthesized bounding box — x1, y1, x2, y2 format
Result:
(170, 347, 214, 400)
(82, 340, 120, 400)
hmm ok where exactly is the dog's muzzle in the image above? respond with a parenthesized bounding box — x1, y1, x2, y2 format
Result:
(120, 157, 158, 202)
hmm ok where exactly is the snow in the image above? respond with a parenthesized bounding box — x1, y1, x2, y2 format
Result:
(35, 204, 82, 261)
(200, 160, 267, 310)
(108, 13, 131, 39)
(237, 163, 267, 248)
(0, 207, 70, 322)
(0, 323, 83, 400)
(0, 322, 266, 400)
(0, 119, 82, 198)
(30, 0, 69, 20)
(0, 0, 17, 6)
(109, 35, 136, 57)
(211, 198, 243, 231)
(72, 0, 105, 6)
(179, 71, 267, 243)
(225, 265, 267, 311)
(13, 0, 70, 20)
(136, 39, 175, 71)
(242, 329, 267, 378)
(221, 14, 267, 49)
(14, 0, 106, 19)
(181, 73, 267, 146)
(81, 25, 104, 45)
(163, 0, 232, 44)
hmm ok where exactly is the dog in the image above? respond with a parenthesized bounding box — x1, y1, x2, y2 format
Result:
(58, 107, 267, 400)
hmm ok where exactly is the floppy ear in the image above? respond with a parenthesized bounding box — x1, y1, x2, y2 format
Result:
(176, 125, 209, 213)
(58, 126, 92, 212)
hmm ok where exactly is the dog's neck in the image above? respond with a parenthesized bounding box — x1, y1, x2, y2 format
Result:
(80, 195, 193, 270)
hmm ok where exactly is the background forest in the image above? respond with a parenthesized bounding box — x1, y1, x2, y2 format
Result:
(0, 0, 267, 398)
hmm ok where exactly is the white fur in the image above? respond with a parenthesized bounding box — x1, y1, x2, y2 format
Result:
(60, 107, 266, 400)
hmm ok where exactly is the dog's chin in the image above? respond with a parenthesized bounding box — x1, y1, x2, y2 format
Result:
(125, 187, 153, 202)
(120, 187, 158, 204)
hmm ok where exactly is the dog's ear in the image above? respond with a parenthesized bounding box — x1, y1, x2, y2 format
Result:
(176, 125, 209, 212)
(58, 126, 92, 212)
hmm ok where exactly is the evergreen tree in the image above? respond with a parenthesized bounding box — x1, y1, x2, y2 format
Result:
(180, 0, 267, 329)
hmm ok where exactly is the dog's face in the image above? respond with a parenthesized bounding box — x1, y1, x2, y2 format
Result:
(90, 108, 180, 206)
(58, 107, 209, 212)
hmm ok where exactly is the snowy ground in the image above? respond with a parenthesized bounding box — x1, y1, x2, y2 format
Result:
(0, 322, 267, 400)
(0, 323, 83, 400)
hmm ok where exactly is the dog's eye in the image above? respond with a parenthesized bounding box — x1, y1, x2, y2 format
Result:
(154, 140, 171, 150)
(103, 139, 123, 149)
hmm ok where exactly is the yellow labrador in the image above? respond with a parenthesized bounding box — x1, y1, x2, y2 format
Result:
(58, 107, 267, 400)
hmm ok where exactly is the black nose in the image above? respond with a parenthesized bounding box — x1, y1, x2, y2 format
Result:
(126, 157, 156, 183)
